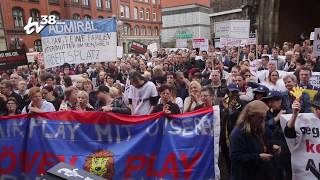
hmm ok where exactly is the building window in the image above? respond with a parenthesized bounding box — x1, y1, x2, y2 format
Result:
(34, 40, 42, 52)
(98, 16, 104, 19)
(72, 0, 79, 3)
(145, 9, 150, 20)
(133, 7, 138, 19)
(120, 6, 125, 17)
(147, 27, 151, 36)
(49, 0, 59, 3)
(152, 12, 156, 21)
(144, 0, 148, 2)
(152, 0, 155, 4)
(30, 9, 40, 22)
(141, 26, 146, 36)
(84, 15, 91, 20)
(134, 26, 139, 36)
(139, 8, 144, 20)
(96, 0, 102, 8)
(125, 6, 130, 18)
(12, 8, 24, 28)
(153, 27, 158, 36)
(0, 9, 3, 28)
(72, 13, 80, 20)
(105, 0, 111, 9)
(124, 24, 131, 35)
(50, 11, 60, 20)
(82, 0, 89, 6)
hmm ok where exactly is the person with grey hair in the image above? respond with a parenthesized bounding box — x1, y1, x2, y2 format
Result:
(281, 74, 311, 114)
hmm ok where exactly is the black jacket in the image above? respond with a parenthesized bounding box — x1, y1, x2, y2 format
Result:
(229, 126, 275, 180)
(152, 102, 180, 114)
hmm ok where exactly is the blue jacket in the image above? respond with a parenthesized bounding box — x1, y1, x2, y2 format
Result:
(229, 126, 274, 180)
(282, 91, 311, 114)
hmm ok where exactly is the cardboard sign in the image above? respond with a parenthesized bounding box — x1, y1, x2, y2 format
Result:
(214, 20, 250, 39)
(312, 28, 320, 57)
(41, 19, 117, 69)
(0, 49, 28, 69)
(176, 39, 188, 48)
(192, 38, 209, 51)
(129, 41, 147, 54)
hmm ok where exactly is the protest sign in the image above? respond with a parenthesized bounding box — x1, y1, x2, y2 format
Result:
(0, 107, 220, 179)
(147, 43, 158, 53)
(310, 72, 320, 87)
(117, 46, 123, 58)
(129, 41, 147, 54)
(176, 39, 188, 48)
(41, 18, 117, 69)
(192, 38, 209, 51)
(312, 28, 320, 57)
(0, 49, 28, 69)
(281, 113, 320, 180)
(214, 20, 250, 39)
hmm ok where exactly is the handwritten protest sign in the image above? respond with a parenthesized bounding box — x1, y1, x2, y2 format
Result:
(41, 18, 117, 69)
(281, 113, 320, 180)
(312, 28, 320, 57)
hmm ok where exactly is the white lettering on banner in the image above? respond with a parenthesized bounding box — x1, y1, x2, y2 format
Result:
(95, 125, 131, 143)
(280, 113, 320, 180)
(48, 21, 98, 34)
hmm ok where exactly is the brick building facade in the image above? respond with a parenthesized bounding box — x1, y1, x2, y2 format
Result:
(209, 0, 320, 45)
(0, 0, 162, 52)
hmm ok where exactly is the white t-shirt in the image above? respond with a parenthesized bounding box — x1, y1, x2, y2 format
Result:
(128, 81, 158, 115)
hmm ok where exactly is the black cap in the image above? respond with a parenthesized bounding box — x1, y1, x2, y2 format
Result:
(253, 85, 269, 94)
(97, 85, 109, 93)
(262, 91, 282, 101)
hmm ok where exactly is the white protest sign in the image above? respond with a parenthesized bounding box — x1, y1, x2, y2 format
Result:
(147, 43, 158, 53)
(310, 72, 320, 87)
(192, 38, 205, 48)
(117, 46, 123, 58)
(26, 52, 39, 63)
(312, 28, 320, 57)
(310, 32, 315, 41)
(41, 19, 117, 69)
(200, 39, 209, 52)
(281, 113, 320, 180)
(214, 20, 250, 39)
(176, 39, 188, 48)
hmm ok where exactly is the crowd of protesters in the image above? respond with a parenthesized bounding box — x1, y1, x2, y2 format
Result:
(0, 38, 319, 180)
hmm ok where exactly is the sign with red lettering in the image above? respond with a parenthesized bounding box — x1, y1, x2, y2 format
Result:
(281, 113, 320, 180)
(129, 41, 147, 54)
(0, 107, 220, 179)
(0, 49, 28, 69)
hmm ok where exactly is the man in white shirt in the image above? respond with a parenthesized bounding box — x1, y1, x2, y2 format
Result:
(128, 71, 158, 115)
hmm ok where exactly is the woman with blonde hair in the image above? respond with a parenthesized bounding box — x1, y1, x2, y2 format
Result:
(82, 78, 96, 107)
(76, 91, 94, 111)
(229, 100, 280, 180)
(183, 80, 202, 112)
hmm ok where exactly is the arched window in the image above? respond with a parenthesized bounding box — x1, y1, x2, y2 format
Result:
(72, 13, 80, 20)
(125, 6, 130, 18)
(124, 24, 131, 36)
(34, 40, 42, 52)
(84, 15, 91, 20)
(133, 7, 138, 19)
(139, 8, 144, 20)
(30, 9, 40, 22)
(12, 8, 24, 28)
(120, 5, 125, 17)
(152, 11, 156, 21)
(96, 0, 102, 8)
(147, 27, 151, 36)
(82, 0, 89, 6)
(141, 26, 146, 36)
(154, 27, 159, 36)
(145, 9, 150, 20)
(134, 26, 140, 36)
(50, 11, 60, 20)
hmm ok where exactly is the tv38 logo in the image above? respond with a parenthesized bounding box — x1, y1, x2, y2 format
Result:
(24, 15, 63, 35)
